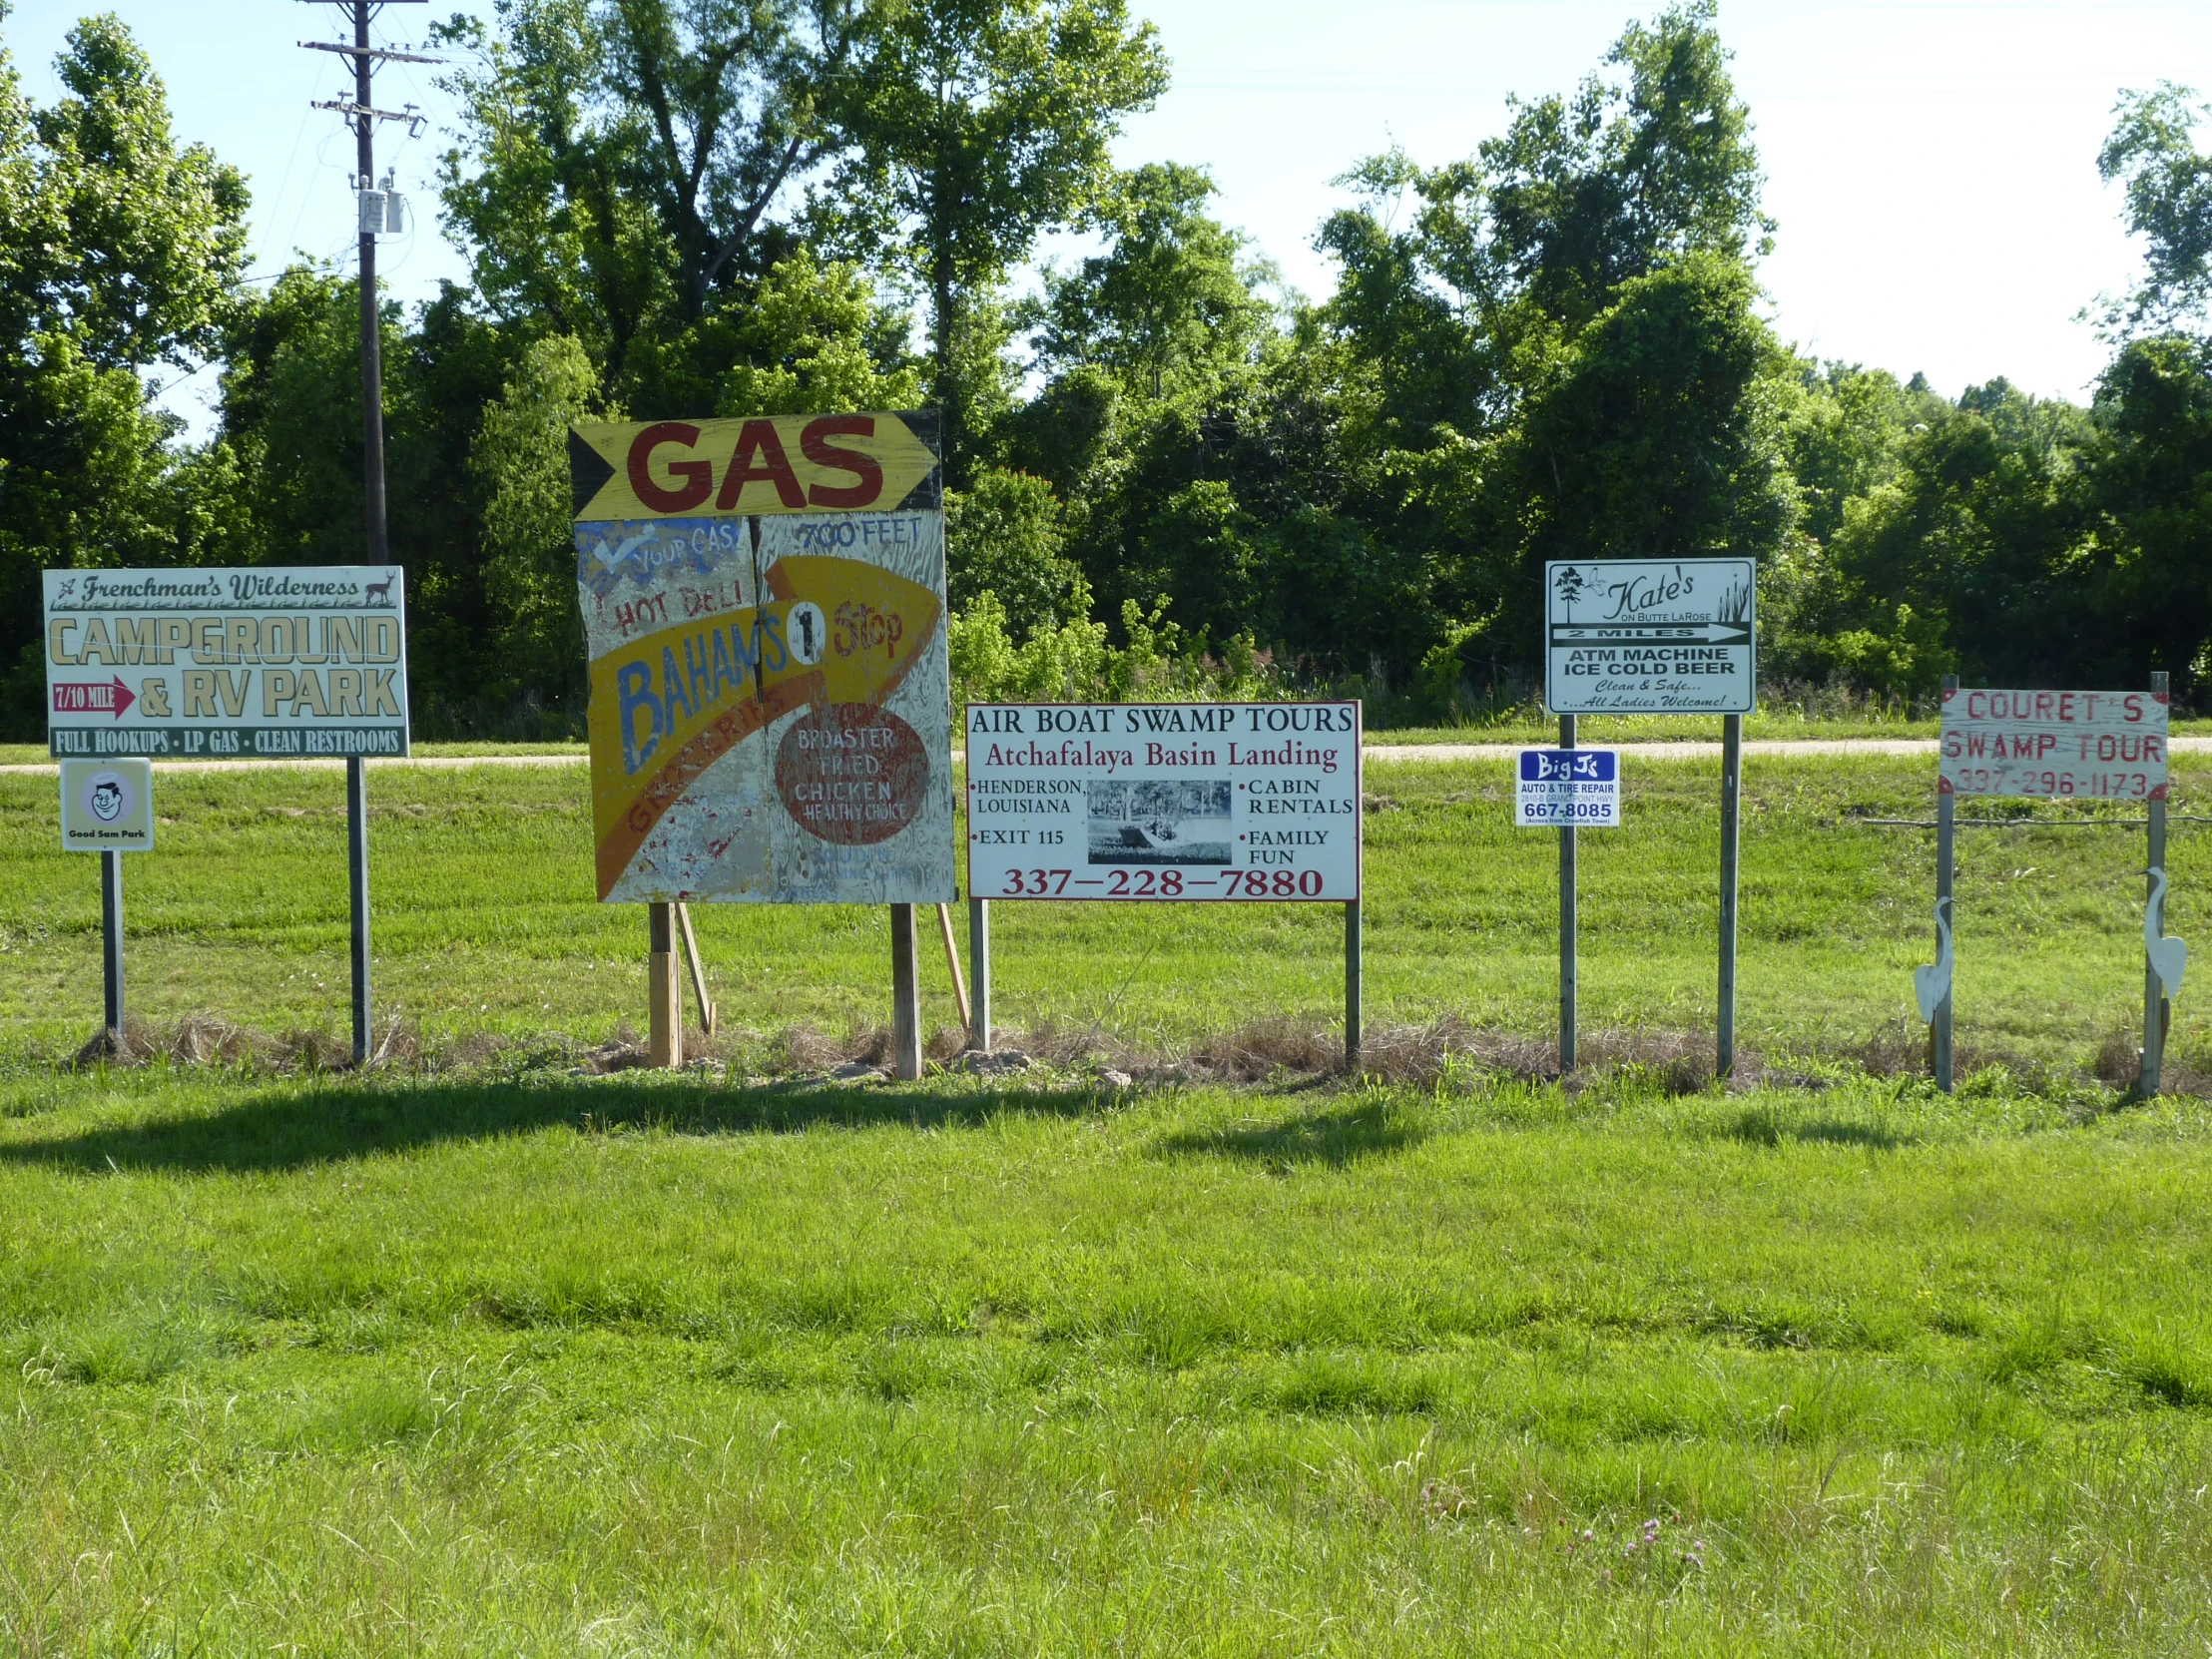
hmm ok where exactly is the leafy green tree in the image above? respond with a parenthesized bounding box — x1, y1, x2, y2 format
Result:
(828, 0, 1168, 472)
(471, 333, 604, 719)
(944, 467, 1083, 638)
(433, 0, 881, 401)
(1025, 163, 1275, 399)
(0, 10, 250, 738)
(2096, 84, 2212, 337)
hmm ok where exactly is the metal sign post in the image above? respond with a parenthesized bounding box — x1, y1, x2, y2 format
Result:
(1346, 898, 1363, 1072)
(2145, 670, 2173, 1095)
(1933, 674, 1958, 1092)
(1559, 713, 1577, 1071)
(102, 852, 125, 1036)
(1717, 713, 1743, 1077)
(968, 898, 992, 1054)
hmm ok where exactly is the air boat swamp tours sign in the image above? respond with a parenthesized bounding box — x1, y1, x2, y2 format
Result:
(569, 410, 954, 1075)
(1916, 681, 2182, 1094)
(963, 700, 1367, 1065)
(1540, 559, 1757, 1075)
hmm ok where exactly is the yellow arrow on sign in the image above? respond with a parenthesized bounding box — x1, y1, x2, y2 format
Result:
(571, 412, 940, 522)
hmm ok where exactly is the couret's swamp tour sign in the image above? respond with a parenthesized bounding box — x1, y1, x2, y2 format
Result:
(965, 702, 1362, 900)
(1546, 559, 1756, 715)
(570, 411, 954, 904)
(42, 567, 410, 757)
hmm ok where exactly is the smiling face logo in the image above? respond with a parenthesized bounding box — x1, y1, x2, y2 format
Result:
(85, 772, 130, 823)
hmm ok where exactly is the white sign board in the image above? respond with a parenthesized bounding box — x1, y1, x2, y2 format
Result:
(965, 703, 1362, 900)
(1939, 687, 2168, 800)
(60, 758, 153, 851)
(43, 567, 409, 760)
(1516, 748, 1620, 827)
(1546, 559, 1756, 715)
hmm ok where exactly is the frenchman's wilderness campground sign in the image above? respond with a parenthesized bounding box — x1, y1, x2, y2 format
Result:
(43, 567, 409, 758)
(568, 410, 954, 904)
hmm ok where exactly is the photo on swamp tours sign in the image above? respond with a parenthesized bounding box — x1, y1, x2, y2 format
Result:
(964, 702, 1362, 900)
(569, 411, 955, 904)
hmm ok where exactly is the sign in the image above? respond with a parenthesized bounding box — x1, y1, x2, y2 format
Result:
(60, 758, 153, 851)
(965, 702, 1362, 901)
(1516, 748, 1620, 827)
(1545, 559, 1756, 715)
(1939, 687, 2167, 799)
(42, 568, 409, 759)
(571, 410, 954, 904)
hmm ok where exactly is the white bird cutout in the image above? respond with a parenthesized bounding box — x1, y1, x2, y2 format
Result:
(2147, 866, 2187, 1002)
(1915, 898, 1953, 1024)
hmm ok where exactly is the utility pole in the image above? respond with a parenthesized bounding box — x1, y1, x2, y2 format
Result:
(301, 1, 434, 1064)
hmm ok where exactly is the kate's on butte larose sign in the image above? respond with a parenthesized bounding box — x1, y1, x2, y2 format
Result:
(569, 411, 955, 905)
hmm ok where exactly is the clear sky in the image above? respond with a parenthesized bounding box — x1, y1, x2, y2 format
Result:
(6, 0, 2208, 432)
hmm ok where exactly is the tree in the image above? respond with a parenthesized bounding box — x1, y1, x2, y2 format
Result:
(2096, 84, 2212, 337)
(828, 0, 1168, 473)
(1025, 163, 1275, 399)
(472, 332, 604, 719)
(0, 10, 251, 738)
(434, 0, 879, 400)
(944, 466, 1083, 638)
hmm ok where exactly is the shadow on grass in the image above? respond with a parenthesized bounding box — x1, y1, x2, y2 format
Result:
(1723, 1105, 1913, 1151)
(0, 1076, 1113, 1176)
(1154, 1100, 1426, 1168)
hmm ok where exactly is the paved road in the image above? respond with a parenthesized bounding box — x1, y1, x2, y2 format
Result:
(7, 736, 2212, 778)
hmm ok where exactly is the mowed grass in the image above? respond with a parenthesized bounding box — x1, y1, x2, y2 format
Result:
(1, 749, 2205, 1067)
(5, 753, 2212, 1648)
(5, 1063, 2212, 1652)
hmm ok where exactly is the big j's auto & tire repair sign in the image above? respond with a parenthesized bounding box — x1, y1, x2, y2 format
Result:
(569, 410, 955, 903)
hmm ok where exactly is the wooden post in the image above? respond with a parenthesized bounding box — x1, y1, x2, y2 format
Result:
(968, 898, 992, 1054)
(935, 901, 971, 1031)
(890, 903, 921, 1080)
(1559, 711, 1577, 1072)
(2144, 669, 2171, 1096)
(1345, 899, 1363, 1072)
(675, 901, 715, 1036)
(1933, 673, 1957, 1092)
(648, 901, 681, 1068)
(1717, 713, 1743, 1077)
(101, 849, 124, 1039)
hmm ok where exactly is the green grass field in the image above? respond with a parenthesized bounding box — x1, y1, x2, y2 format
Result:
(6, 751, 2212, 1652)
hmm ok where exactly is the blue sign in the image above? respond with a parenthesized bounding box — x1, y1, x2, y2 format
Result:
(1518, 749, 1617, 784)
(1516, 748, 1620, 828)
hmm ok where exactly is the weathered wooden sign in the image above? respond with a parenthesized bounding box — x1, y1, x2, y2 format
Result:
(1938, 687, 2167, 799)
(570, 411, 954, 905)
(964, 702, 1362, 901)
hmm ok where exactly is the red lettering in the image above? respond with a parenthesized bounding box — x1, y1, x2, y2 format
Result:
(716, 419, 807, 511)
(2125, 694, 2145, 722)
(627, 422, 712, 513)
(1966, 691, 1989, 719)
(801, 415, 884, 508)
